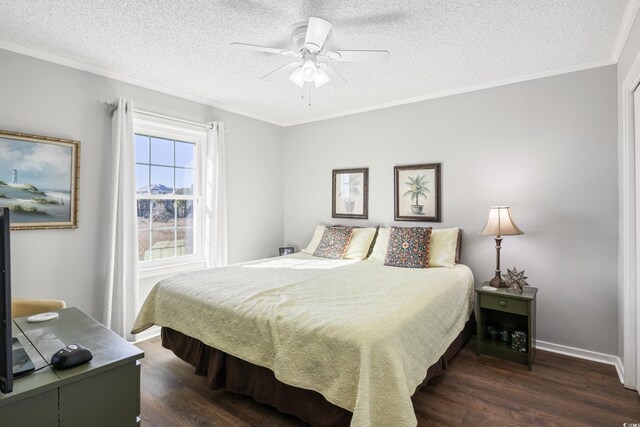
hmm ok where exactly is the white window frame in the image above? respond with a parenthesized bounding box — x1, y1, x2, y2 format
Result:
(134, 116, 207, 277)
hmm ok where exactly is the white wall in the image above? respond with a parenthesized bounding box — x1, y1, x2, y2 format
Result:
(0, 48, 284, 321)
(283, 66, 618, 355)
(617, 5, 640, 368)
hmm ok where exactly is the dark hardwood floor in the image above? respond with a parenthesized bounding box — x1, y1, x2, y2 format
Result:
(136, 337, 640, 426)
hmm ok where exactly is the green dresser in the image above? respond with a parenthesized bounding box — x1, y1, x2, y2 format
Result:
(476, 283, 537, 369)
(0, 307, 144, 426)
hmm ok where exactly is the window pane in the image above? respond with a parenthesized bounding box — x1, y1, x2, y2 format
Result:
(176, 200, 194, 228)
(138, 229, 151, 261)
(136, 164, 150, 193)
(176, 228, 194, 256)
(137, 199, 150, 230)
(135, 128, 201, 264)
(151, 229, 176, 260)
(150, 137, 174, 166)
(151, 200, 175, 229)
(150, 166, 174, 193)
(175, 142, 195, 168)
(175, 168, 194, 195)
(135, 134, 150, 164)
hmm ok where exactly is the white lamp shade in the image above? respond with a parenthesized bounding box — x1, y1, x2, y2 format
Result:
(301, 60, 317, 82)
(289, 68, 305, 87)
(480, 206, 524, 236)
(314, 67, 330, 88)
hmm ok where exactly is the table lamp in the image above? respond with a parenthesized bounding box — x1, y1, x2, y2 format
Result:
(480, 206, 524, 287)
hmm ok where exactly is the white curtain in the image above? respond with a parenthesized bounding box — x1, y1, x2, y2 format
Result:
(104, 98, 139, 341)
(204, 122, 228, 267)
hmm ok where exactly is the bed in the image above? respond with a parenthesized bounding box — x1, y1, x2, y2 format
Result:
(133, 246, 474, 426)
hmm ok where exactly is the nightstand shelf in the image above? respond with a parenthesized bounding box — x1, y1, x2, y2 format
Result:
(478, 337, 530, 365)
(475, 282, 537, 369)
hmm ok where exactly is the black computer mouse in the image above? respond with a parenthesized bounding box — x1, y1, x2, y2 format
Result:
(50, 343, 93, 369)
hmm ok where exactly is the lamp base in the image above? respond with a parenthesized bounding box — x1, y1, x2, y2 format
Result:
(489, 273, 507, 288)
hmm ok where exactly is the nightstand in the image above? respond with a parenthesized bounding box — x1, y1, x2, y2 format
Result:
(475, 282, 537, 369)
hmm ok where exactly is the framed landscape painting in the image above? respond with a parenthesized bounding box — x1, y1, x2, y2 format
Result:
(0, 130, 80, 230)
(332, 168, 368, 219)
(394, 163, 441, 222)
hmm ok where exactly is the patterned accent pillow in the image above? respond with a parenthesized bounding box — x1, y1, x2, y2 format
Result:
(384, 226, 432, 268)
(314, 226, 354, 259)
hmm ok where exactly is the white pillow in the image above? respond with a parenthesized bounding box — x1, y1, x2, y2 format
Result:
(429, 227, 459, 267)
(344, 227, 378, 260)
(367, 227, 390, 263)
(301, 224, 326, 254)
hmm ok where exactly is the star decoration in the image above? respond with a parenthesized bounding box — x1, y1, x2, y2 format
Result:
(502, 267, 529, 292)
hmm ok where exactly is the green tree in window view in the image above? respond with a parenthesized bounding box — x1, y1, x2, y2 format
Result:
(403, 174, 429, 214)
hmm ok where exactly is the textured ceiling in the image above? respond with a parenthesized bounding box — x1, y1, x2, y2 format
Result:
(0, 1, 629, 125)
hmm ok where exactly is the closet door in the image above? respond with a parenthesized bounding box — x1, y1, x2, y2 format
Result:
(635, 83, 640, 395)
(635, 85, 640, 142)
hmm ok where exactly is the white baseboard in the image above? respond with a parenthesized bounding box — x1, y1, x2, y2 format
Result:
(133, 326, 161, 344)
(536, 340, 624, 384)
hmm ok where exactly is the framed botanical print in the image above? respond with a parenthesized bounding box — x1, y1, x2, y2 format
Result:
(394, 163, 441, 222)
(332, 168, 368, 219)
(0, 130, 80, 230)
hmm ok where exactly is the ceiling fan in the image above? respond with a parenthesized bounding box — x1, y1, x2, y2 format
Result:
(231, 17, 390, 90)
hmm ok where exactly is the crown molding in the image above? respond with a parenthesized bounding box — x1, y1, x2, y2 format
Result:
(0, 41, 284, 127)
(0, 39, 618, 129)
(282, 58, 616, 127)
(612, 0, 640, 62)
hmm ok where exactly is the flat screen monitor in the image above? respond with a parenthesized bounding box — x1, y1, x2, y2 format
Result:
(0, 207, 12, 393)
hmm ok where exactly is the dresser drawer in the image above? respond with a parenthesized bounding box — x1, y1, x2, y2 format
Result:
(480, 293, 528, 315)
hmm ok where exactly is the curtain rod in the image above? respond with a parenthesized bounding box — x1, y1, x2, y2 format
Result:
(98, 99, 214, 130)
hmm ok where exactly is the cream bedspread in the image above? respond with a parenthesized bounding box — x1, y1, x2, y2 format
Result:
(132, 253, 474, 426)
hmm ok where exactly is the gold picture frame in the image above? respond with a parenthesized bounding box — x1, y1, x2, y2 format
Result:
(0, 130, 80, 230)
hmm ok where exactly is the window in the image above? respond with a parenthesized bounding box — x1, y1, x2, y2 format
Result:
(134, 118, 206, 271)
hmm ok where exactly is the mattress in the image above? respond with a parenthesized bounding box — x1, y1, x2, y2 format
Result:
(132, 253, 475, 426)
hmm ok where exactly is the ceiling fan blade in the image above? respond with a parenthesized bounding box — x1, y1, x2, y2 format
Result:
(318, 63, 347, 87)
(304, 17, 332, 51)
(260, 61, 302, 81)
(326, 50, 390, 63)
(231, 42, 297, 57)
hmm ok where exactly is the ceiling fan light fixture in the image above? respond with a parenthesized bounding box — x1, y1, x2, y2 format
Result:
(314, 67, 330, 88)
(301, 60, 318, 82)
(237, 16, 391, 95)
(289, 67, 305, 87)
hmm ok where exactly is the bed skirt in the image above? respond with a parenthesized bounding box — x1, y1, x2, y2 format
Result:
(161, 315, 475, 427)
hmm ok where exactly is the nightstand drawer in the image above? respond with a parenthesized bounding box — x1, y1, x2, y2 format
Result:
(480, 294, 528, 315)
